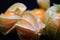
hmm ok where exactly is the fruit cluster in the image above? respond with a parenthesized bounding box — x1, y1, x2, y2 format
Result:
(0, 3, 45, 40)
(0, 1, 60, 40)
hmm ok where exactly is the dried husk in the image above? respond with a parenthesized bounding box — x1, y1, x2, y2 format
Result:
(0, 14, 21, 35)
(0, 3, 27, 35)
(44, 4, 60, 39)
(15, 12, 45, 40)
(6, 3, 27, 15)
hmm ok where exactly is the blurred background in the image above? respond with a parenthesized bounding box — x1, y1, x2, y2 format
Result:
(0, 0, 60, 40)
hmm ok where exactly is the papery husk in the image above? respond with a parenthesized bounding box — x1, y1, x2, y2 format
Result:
(6, 3, 27, 15)
(15, 11, 45, 40)
(0, 3, 26, 35)
(21, 11, 39, 30)
(16, 19, 38, 39)
(44, 4, 60, 39)
(0, 14, 21, 35)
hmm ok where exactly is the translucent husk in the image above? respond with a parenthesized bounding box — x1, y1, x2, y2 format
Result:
(15, 12, 45, 40)
(0, 3, 27, 35)
(44, 4, 60, 39)
(0, 16, 20, 35)
(16, 22, 44, 40)
(17, 29, 40, 40)
(6, 3, 27, 15)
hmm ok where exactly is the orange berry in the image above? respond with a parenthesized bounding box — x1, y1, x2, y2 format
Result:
(57, 13, 60, 31)
(32, 9, 45, 22)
